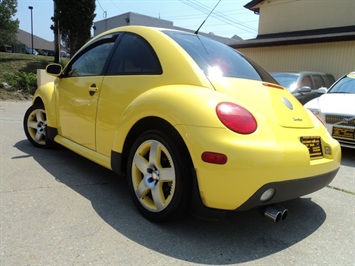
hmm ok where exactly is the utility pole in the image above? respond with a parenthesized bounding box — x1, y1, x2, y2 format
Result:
(53, 1, 60, 63)
(28, 6, 34, 54)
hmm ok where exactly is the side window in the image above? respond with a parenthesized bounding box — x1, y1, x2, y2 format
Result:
(68, 41, 115, 77)
(312, 75, 325, 90)
(300, 75, 313, 89)
(323, 74, 335, 88)
(107, 33, 162, 75)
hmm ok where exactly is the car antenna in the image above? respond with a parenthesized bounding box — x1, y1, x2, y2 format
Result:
(195, 0, 222, 35)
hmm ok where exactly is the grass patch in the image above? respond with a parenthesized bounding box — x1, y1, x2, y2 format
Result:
(0, 52, 68, 100)
(0, 52, 53, 80)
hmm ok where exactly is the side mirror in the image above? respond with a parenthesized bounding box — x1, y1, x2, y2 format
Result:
(46, 63, 63, 77)
(316, 87, 327, 94)
(298, 86, 311, 93)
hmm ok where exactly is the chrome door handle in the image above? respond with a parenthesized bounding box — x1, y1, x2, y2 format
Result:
(89, 83, 98, 96)
(89, 83, 98, 92)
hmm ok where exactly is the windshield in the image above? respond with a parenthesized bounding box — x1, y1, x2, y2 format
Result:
(328, 73, 355, 94)
(163, 31, 268, 81)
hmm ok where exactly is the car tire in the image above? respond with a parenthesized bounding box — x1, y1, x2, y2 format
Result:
(127, 129, 192, 223)
(23, 103, 54, 148)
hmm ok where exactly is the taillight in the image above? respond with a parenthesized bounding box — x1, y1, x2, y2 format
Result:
(216, 102, 257, 134)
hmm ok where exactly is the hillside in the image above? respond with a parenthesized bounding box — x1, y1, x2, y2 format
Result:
(0, 52, 64, 100)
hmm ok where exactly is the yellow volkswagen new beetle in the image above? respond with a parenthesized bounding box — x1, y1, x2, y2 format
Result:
(24, 26, 341, 223)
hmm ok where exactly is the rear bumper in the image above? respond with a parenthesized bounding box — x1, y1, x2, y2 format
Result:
(177, 124, 341, 210)
(235, 167, 339, 211)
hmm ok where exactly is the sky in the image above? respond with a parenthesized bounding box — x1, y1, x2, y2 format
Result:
(14, 0, 259, 41)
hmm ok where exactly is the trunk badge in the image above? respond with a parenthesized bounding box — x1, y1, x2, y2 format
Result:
(282, 97, 293, 110)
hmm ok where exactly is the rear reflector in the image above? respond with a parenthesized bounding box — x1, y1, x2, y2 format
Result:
(201, 152, 227, 164)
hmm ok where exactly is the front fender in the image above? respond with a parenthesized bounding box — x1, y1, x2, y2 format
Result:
(32, 81, 57, 128)
(111, 84, 235, 153)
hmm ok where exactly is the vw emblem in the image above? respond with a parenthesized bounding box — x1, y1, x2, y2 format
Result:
(282, 97, 293, 110)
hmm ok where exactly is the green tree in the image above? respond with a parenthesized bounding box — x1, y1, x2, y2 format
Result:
(52, 0, 96, 57)
(0, 0, 19, 48)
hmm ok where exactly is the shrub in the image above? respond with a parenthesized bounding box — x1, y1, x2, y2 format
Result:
(3, 71, 37, 95)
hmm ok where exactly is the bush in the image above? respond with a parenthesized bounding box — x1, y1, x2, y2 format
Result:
(3, 71, 37, 95)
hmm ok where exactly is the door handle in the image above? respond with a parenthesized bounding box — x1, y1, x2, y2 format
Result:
(89, 83, 98, 95)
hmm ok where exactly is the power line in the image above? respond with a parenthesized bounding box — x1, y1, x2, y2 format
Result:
(178, 0, 257, 33)
(96, 0, 107, 18)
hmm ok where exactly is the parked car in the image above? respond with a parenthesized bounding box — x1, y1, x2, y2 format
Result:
(61, 50, 70, 58)
(271, 72, 335, 104)
(23, 26, 340, 223)
(305, 72, 355, 149)
(26, 48, 39, 55)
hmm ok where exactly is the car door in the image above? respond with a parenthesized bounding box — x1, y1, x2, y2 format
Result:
(302, 74, 327, 103)
(95, 33, 163, 156)
(295, 75, 314, 104)
(56, 35, 117, 150)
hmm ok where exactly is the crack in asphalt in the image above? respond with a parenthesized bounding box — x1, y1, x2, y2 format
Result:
(327, 185, 355, 195)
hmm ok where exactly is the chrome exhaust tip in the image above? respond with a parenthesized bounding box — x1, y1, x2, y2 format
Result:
(261, 204, 288, 223)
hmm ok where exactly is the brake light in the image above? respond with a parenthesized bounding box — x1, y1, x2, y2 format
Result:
(262, 82, 284, 90)
(216, 102, 257, 134)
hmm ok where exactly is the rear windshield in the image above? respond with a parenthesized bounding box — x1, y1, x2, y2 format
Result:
(163, 31, 269, 81)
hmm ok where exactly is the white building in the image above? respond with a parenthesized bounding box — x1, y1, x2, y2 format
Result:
(93, 12, 241, 45)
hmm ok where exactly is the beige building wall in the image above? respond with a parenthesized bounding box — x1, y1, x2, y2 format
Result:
(238, 40, 355, 79)
(256, 0, 355, 35)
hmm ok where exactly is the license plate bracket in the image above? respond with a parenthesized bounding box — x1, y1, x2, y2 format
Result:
(300, 136, 323, 160)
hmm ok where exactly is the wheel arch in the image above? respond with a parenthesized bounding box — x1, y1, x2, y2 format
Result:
(112, 116, 194, 177)
(31, 82, 58, 128)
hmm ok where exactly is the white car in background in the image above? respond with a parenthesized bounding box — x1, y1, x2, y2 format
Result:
(305, 72, 355, 149)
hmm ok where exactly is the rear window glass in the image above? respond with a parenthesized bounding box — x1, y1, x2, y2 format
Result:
(163, 31, 262, 81)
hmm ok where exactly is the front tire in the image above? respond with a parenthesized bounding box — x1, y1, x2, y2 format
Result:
(23, 103, 54, 148)
(127, 129, 192, 222)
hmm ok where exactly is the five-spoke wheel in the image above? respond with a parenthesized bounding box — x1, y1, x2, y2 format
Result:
(23, 103, 52, 148)
(127, 129, 191, 222)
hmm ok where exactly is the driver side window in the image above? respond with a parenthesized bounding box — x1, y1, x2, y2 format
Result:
(69, 41, 115, 77)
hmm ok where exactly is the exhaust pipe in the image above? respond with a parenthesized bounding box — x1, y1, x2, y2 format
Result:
(261, 204, 288, 223)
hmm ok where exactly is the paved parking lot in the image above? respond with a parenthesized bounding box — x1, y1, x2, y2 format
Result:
(1, 100, 354, 265)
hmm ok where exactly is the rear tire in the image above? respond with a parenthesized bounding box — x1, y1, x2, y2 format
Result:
(127, 129, 192, 222)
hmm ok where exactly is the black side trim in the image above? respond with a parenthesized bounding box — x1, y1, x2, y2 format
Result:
(111, 150, 124, 176)
(236, 168, 340, 211)
(46, 126, 58, 141)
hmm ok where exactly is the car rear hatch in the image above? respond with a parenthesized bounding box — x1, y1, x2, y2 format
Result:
(209, 77, 315, 129)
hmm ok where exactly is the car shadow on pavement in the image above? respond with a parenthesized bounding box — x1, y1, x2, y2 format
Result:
(14, 139, 329, 265)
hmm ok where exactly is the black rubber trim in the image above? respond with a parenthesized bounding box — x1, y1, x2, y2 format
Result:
(46, 126, 58, 142)
(236, 168, 340, 211)
(111, 150, 124, 176)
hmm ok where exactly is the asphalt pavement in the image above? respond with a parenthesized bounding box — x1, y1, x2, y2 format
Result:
(1, 100, 354, 265)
